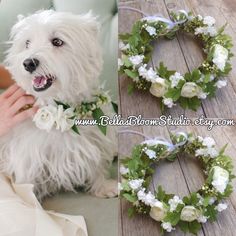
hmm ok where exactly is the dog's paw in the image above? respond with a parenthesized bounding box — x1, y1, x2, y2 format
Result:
(92, 179, 118, 198)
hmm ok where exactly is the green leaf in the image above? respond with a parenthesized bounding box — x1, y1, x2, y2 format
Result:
(165, 88, 181, 101)
(128, 207, 136, 217)
(205, 205, 217, 221)
(191, 69, 201, 81)
(127, 83, 135, 95)
(111, 102, 118, 114)
(164, 211, 180, 226)
(124, 69, 139, 79)
(123, 193, 138, 203)
(156, 186, 165, 201)
(92, 108, 107, 135)
(188, 221, 201, 235)
(179, 220, 189, 233)
(179, 97, 201, 111)
(218, 144, 228, 156)
(54, 100, 70, 109)
(71, 124, 80, 135)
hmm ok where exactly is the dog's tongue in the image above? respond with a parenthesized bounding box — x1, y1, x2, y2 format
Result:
(33, 76, 47, 88)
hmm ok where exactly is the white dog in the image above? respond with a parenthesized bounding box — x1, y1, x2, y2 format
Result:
(0, 10, 117, 200)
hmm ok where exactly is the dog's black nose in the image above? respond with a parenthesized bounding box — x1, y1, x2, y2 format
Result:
(23, 58, 39, 73)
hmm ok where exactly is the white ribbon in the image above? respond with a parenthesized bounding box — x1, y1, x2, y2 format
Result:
(119, 130, 188, 151)
(142, 131, 188, 151)
(141, 10, 189, 29)
(118, 6, 189, 30)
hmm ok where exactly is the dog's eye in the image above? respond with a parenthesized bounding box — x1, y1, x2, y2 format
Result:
(52, 38, 64, 47)
(25, 40, 30, 49)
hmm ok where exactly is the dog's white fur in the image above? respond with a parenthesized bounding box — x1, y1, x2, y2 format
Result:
(0, 10, 117, 200)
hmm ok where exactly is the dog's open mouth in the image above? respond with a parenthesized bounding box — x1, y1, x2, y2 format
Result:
(32, 75, 55, 92)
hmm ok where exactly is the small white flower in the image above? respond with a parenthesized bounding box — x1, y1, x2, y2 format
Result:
(163, 98, 175, 108)
(203, 16, 216, 26)
(161, 222, 175, 232)
(33, 105, 57, 132)
(168, 196, 183, 212)
(207, 26, 217, 36)
(128, 179, 144, 190)
(210, 74, 215, 81)
(209, 197, 216, 205)
(169, 72, 184, 88)
(119, 41, 130, 51)
(146, 26, 156, 36)
(216, 203, 227, 212)
(144, 191, 156, 206)
(137, 188, 146, 201)
(181, 82, 200, 98)
(198, 91, 208, 99)
(120, 165, 129, 175)
(138, 64, 148, 78)
(195, 147, 218, 158)
(216, 80, 227, 88)
(146, 68, 158, 82)
(202, 137, 215, 147)
(197, 15, 203, 21)
(197, 215, 208, 223)
(213, 45, 228, 71)
(129, 55, 144, 66)
(56, 105, 75, 132)
(144, 149, 156, 159)
(118, 182, 123, 192)
(197, 136, 204, 142)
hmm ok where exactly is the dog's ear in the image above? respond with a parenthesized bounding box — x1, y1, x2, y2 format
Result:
(10, 14, 27, 40)
(81, 11, 100, 37)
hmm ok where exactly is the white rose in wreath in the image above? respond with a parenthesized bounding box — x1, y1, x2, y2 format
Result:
(149, 77, 168, 97)
(33, 105, 57, 132)
(213, 44, 228, 71)
(56, 105, 75, 132)
(180, 206, 200, 222)
(150, 201, 167, 221)
(181, 82, 200, 98)
(212, 166, 229, 193)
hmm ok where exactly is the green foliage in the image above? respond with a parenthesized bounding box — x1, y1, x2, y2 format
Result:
(92, 107, 106, 135)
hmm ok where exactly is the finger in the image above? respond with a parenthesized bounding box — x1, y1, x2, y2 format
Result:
(9, 95, 36, 116)
(0, 84, 20, 99)
(12, 106, 38, 125)
(7, 87, 27, 106)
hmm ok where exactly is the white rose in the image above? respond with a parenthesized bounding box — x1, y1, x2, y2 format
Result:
(216, 80, 227, 88)
(213, 44, 228, 71)
(163, 98, 175, 108)
(180, 206, 200, 222)
(150, 202, 167, 221)
(146, 26, 156, 36)
(212, 166, 229, 193)
(203, 16, 216, 26)
(181, 82, 200, 98)
(56, 105, 75, 132)
(33, 105, 57, 132)
(149, 78, 167, 97)
(129, 55, 144, 66)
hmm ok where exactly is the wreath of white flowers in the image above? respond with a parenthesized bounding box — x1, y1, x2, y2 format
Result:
(119, 132, 235, 234)
(118, 10, 233, 110)
(33, 91, 117, 135)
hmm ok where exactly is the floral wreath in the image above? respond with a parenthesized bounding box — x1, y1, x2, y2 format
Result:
(118, 10, 233, 110)
(119, 132, 235, 234)
(33, 91, 117, 135)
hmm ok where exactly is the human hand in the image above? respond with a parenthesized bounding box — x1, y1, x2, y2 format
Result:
(0, 84, 38, 137)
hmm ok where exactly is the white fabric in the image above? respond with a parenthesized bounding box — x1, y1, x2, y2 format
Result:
(0, 174, 88, 236)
